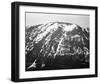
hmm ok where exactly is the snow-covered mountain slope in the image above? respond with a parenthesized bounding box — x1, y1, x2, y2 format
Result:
(25, 22, 89, 70)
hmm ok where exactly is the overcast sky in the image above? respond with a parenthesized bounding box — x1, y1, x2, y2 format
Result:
(26, 12, 89, 28)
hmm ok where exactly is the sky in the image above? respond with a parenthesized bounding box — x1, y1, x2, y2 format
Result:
(26, 12, 90, 28)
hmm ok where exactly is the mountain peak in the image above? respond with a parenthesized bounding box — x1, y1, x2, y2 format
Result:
(26, 21, 89, 69)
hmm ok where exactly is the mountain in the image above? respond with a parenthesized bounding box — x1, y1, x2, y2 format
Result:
(25, 22, 89, 70)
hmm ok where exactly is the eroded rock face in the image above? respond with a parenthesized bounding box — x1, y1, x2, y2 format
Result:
(25, 22, 89, 70)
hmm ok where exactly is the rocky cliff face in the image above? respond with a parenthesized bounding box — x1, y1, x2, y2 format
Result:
(25, 22, 89, 70)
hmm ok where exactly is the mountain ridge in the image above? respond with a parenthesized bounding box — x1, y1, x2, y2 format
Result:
(25, 21, 89, 70)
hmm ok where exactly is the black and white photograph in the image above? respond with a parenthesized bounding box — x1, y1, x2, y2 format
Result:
(11, 2, 98, 82)
(25, 12, 90, 71)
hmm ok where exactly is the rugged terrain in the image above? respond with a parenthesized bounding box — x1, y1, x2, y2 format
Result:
(25, 22, 89, 71)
